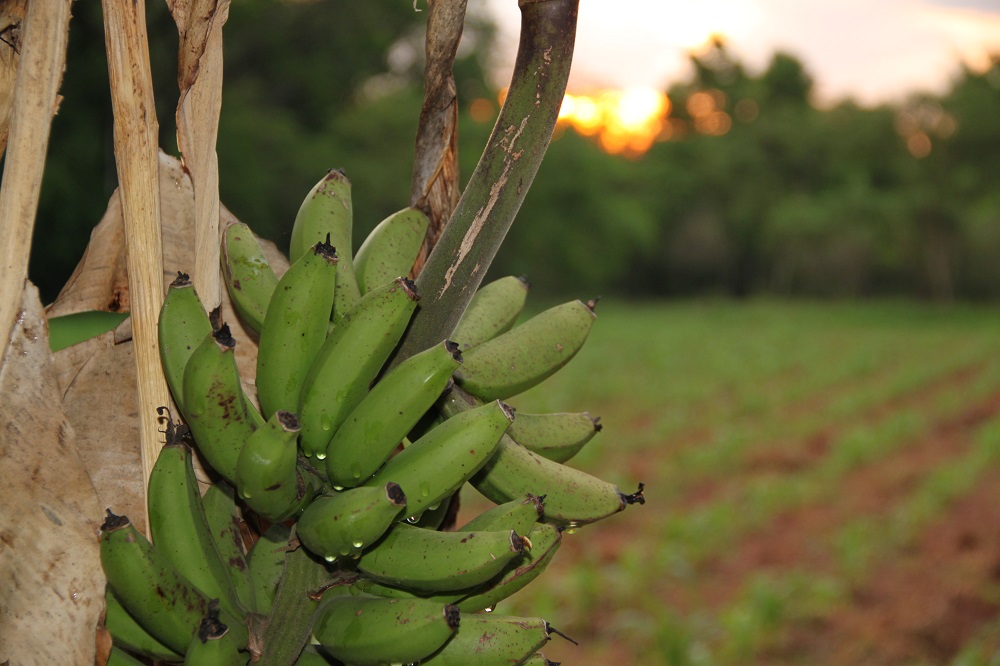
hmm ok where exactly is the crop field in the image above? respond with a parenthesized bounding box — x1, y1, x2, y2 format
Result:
(455, 299, 1000, 665)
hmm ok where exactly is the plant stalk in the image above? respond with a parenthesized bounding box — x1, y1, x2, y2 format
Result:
(395, 0, 579, 362)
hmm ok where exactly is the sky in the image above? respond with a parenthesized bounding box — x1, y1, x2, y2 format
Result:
(481, 0, 1000, 106)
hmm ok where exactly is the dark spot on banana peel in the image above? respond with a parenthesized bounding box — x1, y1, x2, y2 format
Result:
(444, 604, 461, 630)
(265, 482, 284, 492)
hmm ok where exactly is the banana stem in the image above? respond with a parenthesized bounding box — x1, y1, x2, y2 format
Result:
(254, 543, 332, 666)
(395, 0, 579, 363)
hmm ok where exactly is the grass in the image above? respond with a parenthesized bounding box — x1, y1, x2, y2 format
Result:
(463, 298, 1000, 666)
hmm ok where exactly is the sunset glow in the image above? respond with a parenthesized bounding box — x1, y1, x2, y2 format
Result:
(557, 88, 672, 157)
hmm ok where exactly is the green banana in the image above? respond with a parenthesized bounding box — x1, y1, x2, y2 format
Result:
(159, 272, 213, 412)
(456, 299, 597, 401)
(104, 587, 183, 662)
(200, 481, 255, 615)
(245, 523, 290, 615)
(354, 206, 430, 293)
(455, 522, 562, 612)
(297, 277, 420, 459)
(295, 482, 406, 562)
(181, 324, 263, 483)
(99, 511, 246, 655)
(420, 613, 559, 666)
(289, 168, 361, 316)
(443, 388, 644, 527)
(234, 410, 302, 522)
(362, 399, 513, 519)
(508, 411, 602, 463)
(356, 523, 529, 593)
(221, 221, 279, 335)
(184, 605, 248, 666)
(324, 339, 462, 487)
(147, 441, 243, 620)
(451, 275, 530, 349)
(294, 645, 338, 665)
(310, 593, 460, 666)
(106, 646, 148, 666)
(255, 239, 338, 419)
(456, 492, 544, 534)
(47, 309, 129, 352)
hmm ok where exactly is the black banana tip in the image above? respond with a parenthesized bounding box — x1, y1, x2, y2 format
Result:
(100, 509, 129, 532)
(276, 410, 302, 433)
(315, 235, 339, 262)
(546, 622, 579, 646)
(197, 601, 229, 642)
(622, 482, 646, 506)
(169, 272, 192, 288)
(212, 323, 236, 349)
(396, 276, 420, 302)
(385, 482, 407, 507)
(444, 339, 463, 362)
(443, 604, 461, 631)
(591, 415, 603, 432)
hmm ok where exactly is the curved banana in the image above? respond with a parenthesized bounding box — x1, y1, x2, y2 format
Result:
(221, 221, 279, 335)
(147, 441, 243, 620)
(362, 399, 513, 519)
(310, 593, 459, 666)
(451, 275, 530, 349)
(255, 240, 338, 418)
(295, 482, 406, 562)
(184, 605, 247, 666)
(455, 298, 596, 401)
(298, 277, 419, 458)
(354, 206, 430, 293)
(508, 411, 602, 463)
(182, 324, 263, 483)
(455, 522, 562, 612)
(234, 410, 302, 522)
(104, 587, 183, 662)
(47, 309, 129, 352)
(443, 388, 643, 527)
(159, 272, 212, 411)
(99, 510, 246, 655)
(324, 339, 461, 487)
(245, 523, 290, 615)
(201, 481, 255, 614)
(288, 169, 361, 317)
(420, 613, 558, 666)
(356, 523, 529, 593)
(456, 492, 544, 534)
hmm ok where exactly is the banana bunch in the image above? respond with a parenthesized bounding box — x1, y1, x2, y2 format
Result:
(99, 169, 643, 665)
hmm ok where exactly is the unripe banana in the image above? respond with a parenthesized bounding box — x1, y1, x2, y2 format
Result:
(456, 299, 596, 401)
(362, 399, 513, 519)
(147, 441, 243, 620)
(508, 411, 602, 463)
(420, 613, 560, 666)
(451, 275, 530, 349)
(104, 587, 183, 662)
(289, 169, 361, 316)
(255, 240, 338, 418)
(298, 277, 419, 458)
(295, 482, 406, 562)
(201, 481, 255, 614)
(221, 221, 279, 335)
(245, 523, 290, 615)
(184, 605, 247, 666)
(159, 272, 212, 412)
(310, 593, 460, 666)
(444, 389, 644, 527)
(99, 511, 246, 655)
(295, 645, 339, 665)
(455, 522, 562, 612)
(47, 309, 129, 352)
(324, 339, 462, 487)
(356, 523, 529, 593)
(354, 206, 430, 292)
(234, 410, 302, 522)
(457, 492, 544, 534)
(106, 646, 146, 666)
(181, 324, 263, 483)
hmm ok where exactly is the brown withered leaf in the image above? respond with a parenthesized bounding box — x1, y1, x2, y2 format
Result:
(49, 150, 287, 534)
(0, 282, 104, 666)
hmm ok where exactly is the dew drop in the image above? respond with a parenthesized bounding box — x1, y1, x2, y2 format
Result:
(351, 465, 362, 480)
(427, 502, 440, 512)
(484, 605, 495, 613)
(352, 540, 364, 549)
(339, 546, 351, 557)
(315, 452, 327, 461)
(419, 481, 431, 498)
(324, 555, 336, 563)
(320, 416, 333, 432)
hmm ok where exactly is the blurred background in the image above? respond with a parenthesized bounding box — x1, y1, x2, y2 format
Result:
(33, 0, 1000, 663)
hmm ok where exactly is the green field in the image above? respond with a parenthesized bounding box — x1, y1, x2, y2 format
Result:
(455, 299, 1000, 665)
